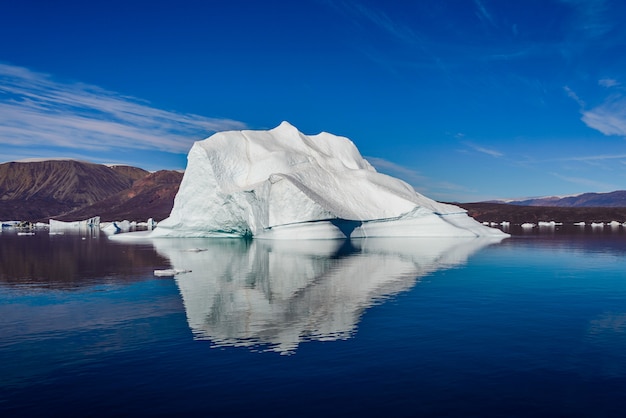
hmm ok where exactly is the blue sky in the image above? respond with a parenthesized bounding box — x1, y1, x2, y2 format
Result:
(2, 0, 626, 202)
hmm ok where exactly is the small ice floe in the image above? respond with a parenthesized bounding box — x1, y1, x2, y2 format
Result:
(1, 221, 20, 228)
(609, 221, 621, 227)
(521, 223, 536, 228)
(573, 222, 586, 226)
(537, 221, 562, 227)
(100, 222, 120, 235)
(136, 218, 157, 230)
(50, 216, 100, 232)
(591, 222, 605, 227)
(500, 221, 510, 227)
(17, 231, 35, 236)
(154, 269, 192, 277)
(100, 220, 133, 235)
(182, 248, 208, 253)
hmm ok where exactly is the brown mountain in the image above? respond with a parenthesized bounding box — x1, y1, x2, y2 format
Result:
(0, 160, 180, 222)
(489, 190, 626, 207)
(57, 170, 183, 222)
(110, 164, 152, 182)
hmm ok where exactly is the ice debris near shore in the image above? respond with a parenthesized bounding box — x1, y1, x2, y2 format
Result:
(151, 122, 506, 239)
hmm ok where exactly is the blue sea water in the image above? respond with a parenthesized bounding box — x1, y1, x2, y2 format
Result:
(1, 229, 626, 416)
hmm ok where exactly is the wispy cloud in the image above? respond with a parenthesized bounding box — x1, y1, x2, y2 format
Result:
(581, 95, 626, 136)
(464, 141, 504, 158)
(365, 156, 429, 185)
(554, 153, 626, 162)
(0, 63, 247, 155)
(474, 0, 497, 27)
(564, 85, 586, 107)
(365, 156, 471, 200)
(560, 0, 612, 39)
(551, 172, 618, 191)
(564, 83, 626, 137)
(599, 78, 619, 88)
(328, 0, 420, 45)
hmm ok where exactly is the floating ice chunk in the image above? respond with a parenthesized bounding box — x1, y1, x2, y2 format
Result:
(154, 268, 192, 277)
(538, 221, 556, 227)
(49, 216, 100, 232)
(100, 220, 133, 235)
(182, 248, 208, 252)
(1, 221, 21, 228)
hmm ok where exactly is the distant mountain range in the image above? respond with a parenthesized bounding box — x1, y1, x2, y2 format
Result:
(2, 159, 626, 224)
(457, 191, 626, 224)
(0, 160, 182, 222)
(458, 202, 626, 224)
(487, 191, 626, 207)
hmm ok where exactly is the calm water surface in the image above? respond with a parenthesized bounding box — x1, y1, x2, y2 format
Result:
(1, 228, 626, 416)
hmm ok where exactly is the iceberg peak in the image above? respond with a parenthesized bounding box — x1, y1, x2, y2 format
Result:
(273, 120, 298, 131)
(151, 123, 506, 239)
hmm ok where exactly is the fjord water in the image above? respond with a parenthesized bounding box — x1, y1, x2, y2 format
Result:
(1, 229, 626, 416)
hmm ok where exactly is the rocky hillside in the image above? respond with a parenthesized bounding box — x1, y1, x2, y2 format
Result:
(0, 160, 180, 222)
(57, 170, 183, 222)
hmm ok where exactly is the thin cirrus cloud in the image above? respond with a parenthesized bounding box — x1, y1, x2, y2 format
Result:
(551, 172, 618, 191)
(0, 63, 247, 155)
(464, 141, 504, 158)
(474, 0, 497, 27)
(581, 96, 626, 136)
(366, 156, 430, 186)
(366, 156, 470, 199)
(599, 78, 619, 88)
(561, 0, 612, 40)
(564, 82, 626, 137)
(327, 0, 421, 46)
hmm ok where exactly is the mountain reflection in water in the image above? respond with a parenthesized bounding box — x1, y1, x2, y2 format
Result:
(0, 230, 170, 289)
(151, 237, 504, 354)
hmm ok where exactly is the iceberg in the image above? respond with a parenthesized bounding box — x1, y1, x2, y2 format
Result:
(151, 122, 506, 239)
(49, 216, 100, 232)
(100, 220, 133, 235)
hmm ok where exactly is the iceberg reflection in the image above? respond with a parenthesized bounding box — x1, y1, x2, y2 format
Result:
(151, 237, 503, 354)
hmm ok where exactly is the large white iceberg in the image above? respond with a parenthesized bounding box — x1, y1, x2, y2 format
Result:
(151, 122, 505, 239)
